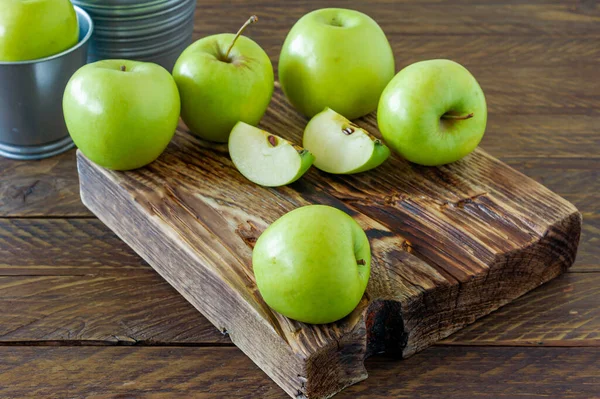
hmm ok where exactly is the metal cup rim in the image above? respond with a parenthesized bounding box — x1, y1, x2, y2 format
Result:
(0, 6, 94, 66)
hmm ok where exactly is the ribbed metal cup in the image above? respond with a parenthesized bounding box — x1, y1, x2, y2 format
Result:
(0, 7, 93, 160)
(72, 0, 196, 71)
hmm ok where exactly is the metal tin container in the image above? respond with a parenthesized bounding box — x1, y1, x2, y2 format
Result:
(72, 0, 196, 71)
(0, 6, 93, 160)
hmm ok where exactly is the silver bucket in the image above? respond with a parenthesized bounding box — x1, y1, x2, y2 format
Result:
(0, 6, 93, 160)
(72, 0, 196, 71)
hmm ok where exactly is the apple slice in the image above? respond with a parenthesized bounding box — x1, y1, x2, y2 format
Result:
(303, 108, 390, 174)
(229, 122, 315, 187)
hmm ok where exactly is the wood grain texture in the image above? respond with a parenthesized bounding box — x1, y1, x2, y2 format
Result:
(0, 218, 146, 276)
(0, 275, 228, 345)
(1, 346, 598, 399)
(441, 272, 600, 346)
(195, 1, 600, 37)
(0, 150, 91, 217)
(78, 86, 581, 398)
(0, 272, 596, 347)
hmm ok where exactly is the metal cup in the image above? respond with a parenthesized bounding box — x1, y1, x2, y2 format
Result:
(72, 0, 196, 71)
(0, 6, 93, 160)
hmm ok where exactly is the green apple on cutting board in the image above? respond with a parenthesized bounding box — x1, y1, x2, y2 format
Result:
(173, 16, 274, 143)
(253, 205, 371, 324)
(63, 60, 181, 171)
(229, 122, 315, 187)
(279, 8, 395, 119)
(0, 0, 79, 61)
(303, 108, 390, 174)
(378, 59, 487, 166)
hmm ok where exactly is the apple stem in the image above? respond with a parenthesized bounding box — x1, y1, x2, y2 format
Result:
(224, 15, 258, 60)
(357, 259, 366, 266)
(120, 65, 126, 72)
(441, 112, 474, 120)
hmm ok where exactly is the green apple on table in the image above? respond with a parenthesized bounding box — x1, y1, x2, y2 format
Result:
(279, 8, 395, 120)
(378, 59, 487, 166)
(253, 205, 371, 324)
(229, 122, 314, 187)
(173, 16, 274, 143)
(63, 60, 180, 171)
(0, 0, 78, 61)
(303, 108, 390, 174)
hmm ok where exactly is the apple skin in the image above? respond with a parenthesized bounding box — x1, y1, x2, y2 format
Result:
(173, 34, 274, 143)
(378, 59, 487, 166)
(63, 60, 180, 171)
(0, 0, 78, 61)
(279, 8, 395, 120)
(253, 205, 371, 324)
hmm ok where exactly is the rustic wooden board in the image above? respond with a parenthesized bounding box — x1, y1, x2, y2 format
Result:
(1, 346, 598, 399)
(77, 88, 581, 398)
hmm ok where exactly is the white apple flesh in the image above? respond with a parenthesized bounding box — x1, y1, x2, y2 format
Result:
(229, 122, 315, 187)
(303, 108, 390, 174)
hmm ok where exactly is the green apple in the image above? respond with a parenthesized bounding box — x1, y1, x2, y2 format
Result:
(0, 0, 78, 61)
(303, 108, 390, 174)
(229, 122, 315, 187)
(173, 16, 274, 143)
(378, 59, 487, 166)
(279, 8, 395, 120)
(63, 60, 180, 171)
(253, 205, 371, 324)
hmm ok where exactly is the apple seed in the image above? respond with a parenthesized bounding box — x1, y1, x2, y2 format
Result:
(267, 135, 278, 147)
(342, 127, 355, 135)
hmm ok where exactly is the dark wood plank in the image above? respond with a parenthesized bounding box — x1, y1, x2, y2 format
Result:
(345, 346, 600, 398)
(0, 150, 91, 217)
(196, 1, 600, 38)
(483, 115, 600, 159)
(0, 274, 228, 345)
(0, 218, 146, 276)
(353, 37, 600, 67)
(442, 273, 600, 346)
(0, 346, 598, 399)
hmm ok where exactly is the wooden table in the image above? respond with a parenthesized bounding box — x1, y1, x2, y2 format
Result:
(1, 1, 598, 397)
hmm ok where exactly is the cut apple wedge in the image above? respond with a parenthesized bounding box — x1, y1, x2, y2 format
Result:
(228, 122, 315, 187)
(303, 108, 390, 174)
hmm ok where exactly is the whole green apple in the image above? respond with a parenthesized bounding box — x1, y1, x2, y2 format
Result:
(173, 16, 274, 143)
(63, 60, 180, 171)
(0, 0, 78, 61)
(279, 8, 395, 120)
(253, 205, 371, 324)
(378, 59, 487, 166)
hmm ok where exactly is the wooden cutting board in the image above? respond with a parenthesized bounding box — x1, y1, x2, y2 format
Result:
(77, 87, 581, 399)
